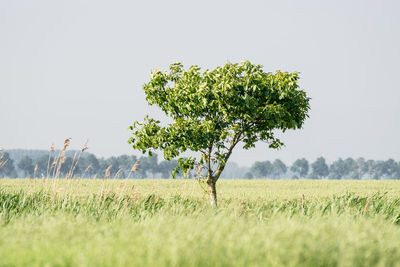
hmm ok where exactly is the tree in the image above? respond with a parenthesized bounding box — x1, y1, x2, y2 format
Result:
(344, 157, 359, 179)
(290, 158, 309, 179)
(365, 160, 376, 179)
(18, 156, 34, 177)
(310, 157, 329, 179)
(356, 157, 369, 179)
(383, 159, 400, 179)
(272, 159, 287, 178)
(328, 158, 346, 179)
(128, 61, 310, 205)
(250, 161, 273, 178)
(369, 159, 400, 179)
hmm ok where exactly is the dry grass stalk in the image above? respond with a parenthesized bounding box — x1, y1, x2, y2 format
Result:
(63, 138, 71, 150)
(0, 159, 7, 170)
(67, 152, 78, 179)
(0, 148, 8, 169)
(46, 142, 55, 179)
(0, 158, 7, 170)
(131, 160, 140, 172)
(104, 165, 112, 179)
(196, 165, 204, 178)
(33, 164, 38, 178)
(68, 139, 89, 179)
(54, 154, 63, 178)
(0, 148, 7, 170)
(54, 138, 71, 179)
(81, 140, 88, 152)
(193, 164, 208, 193)
(363, 200, 370, 214)
(82, 164, 92, 177)
(115, 169, 122, 178)
(100, 164, 112, 200)
(50, 159, 57, 178)
(128, 160, 140, 178)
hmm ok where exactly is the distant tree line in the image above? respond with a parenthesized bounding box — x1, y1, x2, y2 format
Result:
(1, 150, 400, 179)
(247, 157, 400, 180)
(0, 150, 179, 179)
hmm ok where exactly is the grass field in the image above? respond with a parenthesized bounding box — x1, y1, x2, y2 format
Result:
(1, 179, 400, 266)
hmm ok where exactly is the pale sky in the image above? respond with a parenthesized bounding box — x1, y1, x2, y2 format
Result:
(1, 0, 400, 166)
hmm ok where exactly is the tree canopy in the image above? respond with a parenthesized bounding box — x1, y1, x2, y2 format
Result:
(128, 61, 310, 205)
(291, 158, 309, 179)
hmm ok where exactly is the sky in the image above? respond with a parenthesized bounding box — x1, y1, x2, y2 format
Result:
(1, 0, 400, 166)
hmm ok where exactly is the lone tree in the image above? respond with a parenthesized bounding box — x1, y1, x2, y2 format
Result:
(129, 61, 310, 205)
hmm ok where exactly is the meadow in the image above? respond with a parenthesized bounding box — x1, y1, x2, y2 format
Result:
(0, 179, 400, 267)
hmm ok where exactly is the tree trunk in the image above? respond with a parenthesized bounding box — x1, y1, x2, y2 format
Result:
(207, 179, 217, 207)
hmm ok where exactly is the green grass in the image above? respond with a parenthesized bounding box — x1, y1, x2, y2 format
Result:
(0, 179, 400, 266)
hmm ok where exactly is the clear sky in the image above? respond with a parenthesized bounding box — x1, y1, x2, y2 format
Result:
(1, 0, 400, 166)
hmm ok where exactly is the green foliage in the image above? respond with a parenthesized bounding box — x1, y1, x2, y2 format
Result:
(128, 61, 310, 185)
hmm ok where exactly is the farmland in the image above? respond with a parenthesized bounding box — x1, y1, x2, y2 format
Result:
(1, 179, 400, 266)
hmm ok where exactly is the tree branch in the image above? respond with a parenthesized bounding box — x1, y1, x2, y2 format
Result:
(213, 130, 242, 180)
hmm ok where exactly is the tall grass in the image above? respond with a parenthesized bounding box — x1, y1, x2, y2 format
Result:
(0, 186, 399, 224)
(0, 179, 399, 266)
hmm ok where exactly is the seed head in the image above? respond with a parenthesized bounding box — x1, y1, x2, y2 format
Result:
(81, 140, 88, 152)
(62, 138, 71, 151)
(104, 165, 112, 179)
(115, 169, 122, 178)
(130, 160, 140, 172)
(83, 164, 92, 174)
